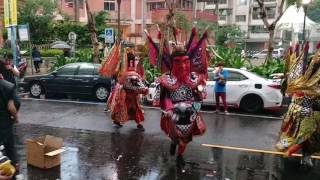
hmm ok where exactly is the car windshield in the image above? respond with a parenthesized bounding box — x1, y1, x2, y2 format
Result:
(248, 71, 269, 81)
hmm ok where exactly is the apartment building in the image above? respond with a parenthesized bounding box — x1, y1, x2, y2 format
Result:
(198, 0, 285, 51)
(58, 0, 217, 44)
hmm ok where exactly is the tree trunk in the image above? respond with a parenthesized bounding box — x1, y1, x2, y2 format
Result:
(86, 1, 100, 63)
(265, 29, 275, 64)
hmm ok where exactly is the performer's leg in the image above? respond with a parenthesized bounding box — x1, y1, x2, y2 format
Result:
(215, 92, 220, 112)
(177, 142, 187, 168)
(221, 92, 228, 112)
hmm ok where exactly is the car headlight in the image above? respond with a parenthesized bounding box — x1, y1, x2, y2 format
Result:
(197, 85, 204, 92)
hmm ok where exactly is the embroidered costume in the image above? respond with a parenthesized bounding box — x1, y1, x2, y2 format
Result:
(100, 44, 148, 130)
(276, 42, 320, 167)
(145, 26, 208, 169)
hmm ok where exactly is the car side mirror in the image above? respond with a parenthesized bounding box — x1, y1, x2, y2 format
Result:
(52, 71, 57, 76)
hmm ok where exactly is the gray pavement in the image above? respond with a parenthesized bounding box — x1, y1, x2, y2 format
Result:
(11, 99, 320, 180)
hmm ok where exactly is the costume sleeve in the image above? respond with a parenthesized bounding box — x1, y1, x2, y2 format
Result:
(160, 86, 174, 111)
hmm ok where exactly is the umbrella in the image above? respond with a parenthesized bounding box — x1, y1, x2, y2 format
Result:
(50, 41, 71, 49)
(276, 4, 320, 44)
(276, 4, 319, 33)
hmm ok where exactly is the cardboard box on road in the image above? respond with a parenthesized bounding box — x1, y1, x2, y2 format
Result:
(26, 135, 64, 169)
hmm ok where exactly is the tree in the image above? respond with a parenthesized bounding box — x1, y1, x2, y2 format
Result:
(18, 0, 56, 44)
(255, 0, 286, 63)
(85, 1, 100, 63)
(175, 12, 192, 42)
(255, 0, 298, 63)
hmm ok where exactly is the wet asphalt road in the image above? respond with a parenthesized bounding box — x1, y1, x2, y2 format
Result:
(11, 99, 320, 180)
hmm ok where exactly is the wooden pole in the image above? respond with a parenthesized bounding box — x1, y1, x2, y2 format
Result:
(202, 144, 320, 160)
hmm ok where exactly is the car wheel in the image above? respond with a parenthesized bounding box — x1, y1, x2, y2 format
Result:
(94, 85, 109, 101)
(29, 82, 44, 98)
(240, 94, 263, 113)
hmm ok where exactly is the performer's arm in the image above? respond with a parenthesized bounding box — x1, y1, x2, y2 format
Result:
(8, 99, 18, 122)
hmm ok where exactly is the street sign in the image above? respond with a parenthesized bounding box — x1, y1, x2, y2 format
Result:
(4, 0, 17, 27)
(11, 0, 17, 26)
(18, 24, 29, 41)
(4, 0, 10, 27)
(105, 28, 114, 44)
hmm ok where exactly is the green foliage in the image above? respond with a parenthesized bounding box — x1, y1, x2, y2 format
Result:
(196, 20, 217, 39)
(50, 22, 91, 47)
(250, 59, 285, 78)
(142, 57, 161, 83)
(50, 49, 93, 71)
(175, 12, 192, 32)
(40, 49, 64, 57)
(215, 25, 245, 47)
(18, 0, 56, 44)
(211, 46, 247, 69)
(0, 48, 11, 56)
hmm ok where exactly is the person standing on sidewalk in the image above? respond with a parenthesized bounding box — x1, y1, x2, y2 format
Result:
(31, 47, 42, 73)
(214, 61, 229, 114)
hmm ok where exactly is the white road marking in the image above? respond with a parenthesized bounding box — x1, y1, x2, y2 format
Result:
(21, 97, 282, 119)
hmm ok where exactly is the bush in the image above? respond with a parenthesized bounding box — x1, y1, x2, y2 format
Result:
(0, 48, 11, 56)
(40, 49, 64, 57)
(50, 49, 93, 71)
(250, 59, 284, 78)
(210, 46, 247, 69)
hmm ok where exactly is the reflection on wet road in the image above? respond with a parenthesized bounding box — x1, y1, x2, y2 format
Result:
(14, 99, 320, 179)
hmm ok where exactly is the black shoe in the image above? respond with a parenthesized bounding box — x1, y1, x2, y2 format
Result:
(176, 155, 186, 169)
(137, 124, 145, 131)
(113, 121, 123, 128)
(170, 143, 177, 156)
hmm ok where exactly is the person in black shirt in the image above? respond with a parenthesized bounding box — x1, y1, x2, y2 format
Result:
(0, 73, 19, 179)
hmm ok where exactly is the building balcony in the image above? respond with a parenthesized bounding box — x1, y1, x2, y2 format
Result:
(149, 8, 217, 24)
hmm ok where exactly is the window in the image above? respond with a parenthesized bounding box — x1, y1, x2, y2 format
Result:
(219, 15, 227, 20)
(252, 7, 260, 19)
(266, 7, 276, 19)
(78, 64, 94, 75)
(207, 0, 227, 4)
(250, 25, 268, 33)
(104, 0, 115, 11)
(236, 15, 246, 22)
(64, 0, 73, 8)
(56, 64, 78, 76)
(147, 2, 165, 11)
(227, 72, 248, 81)
(208, 72, 215, 81)
(252, 7, 276, 19)
(238, 0, 247, 5)
(94, 64, 101, 75)
(220, 0, 227, 4)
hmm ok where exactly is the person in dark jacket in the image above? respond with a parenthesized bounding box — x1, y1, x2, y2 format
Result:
(32, 47, 42, 73)
(0, 73, 19, 179)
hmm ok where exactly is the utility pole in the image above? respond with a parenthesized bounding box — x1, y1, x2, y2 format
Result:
(117, 0, 122, 41)
(74, 0, 79, 22)
(192, 0, 197, 23)
(141, 0, 146, 42)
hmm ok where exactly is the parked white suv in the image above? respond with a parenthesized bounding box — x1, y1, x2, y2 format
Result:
(252, 48, 284, 59)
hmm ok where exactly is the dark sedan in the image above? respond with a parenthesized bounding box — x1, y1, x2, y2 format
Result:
(20, 63, 111, 101)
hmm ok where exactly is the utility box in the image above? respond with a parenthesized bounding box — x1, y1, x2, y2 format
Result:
(26, 135, 64, 169)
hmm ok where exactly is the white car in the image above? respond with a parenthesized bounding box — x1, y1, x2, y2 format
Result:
(146, 68, 283, 113)
(252, 48, 284, 59)
(205, 68, 283, 112)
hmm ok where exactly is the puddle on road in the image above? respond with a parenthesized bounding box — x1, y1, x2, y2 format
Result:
(12, 124, 320, 180)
